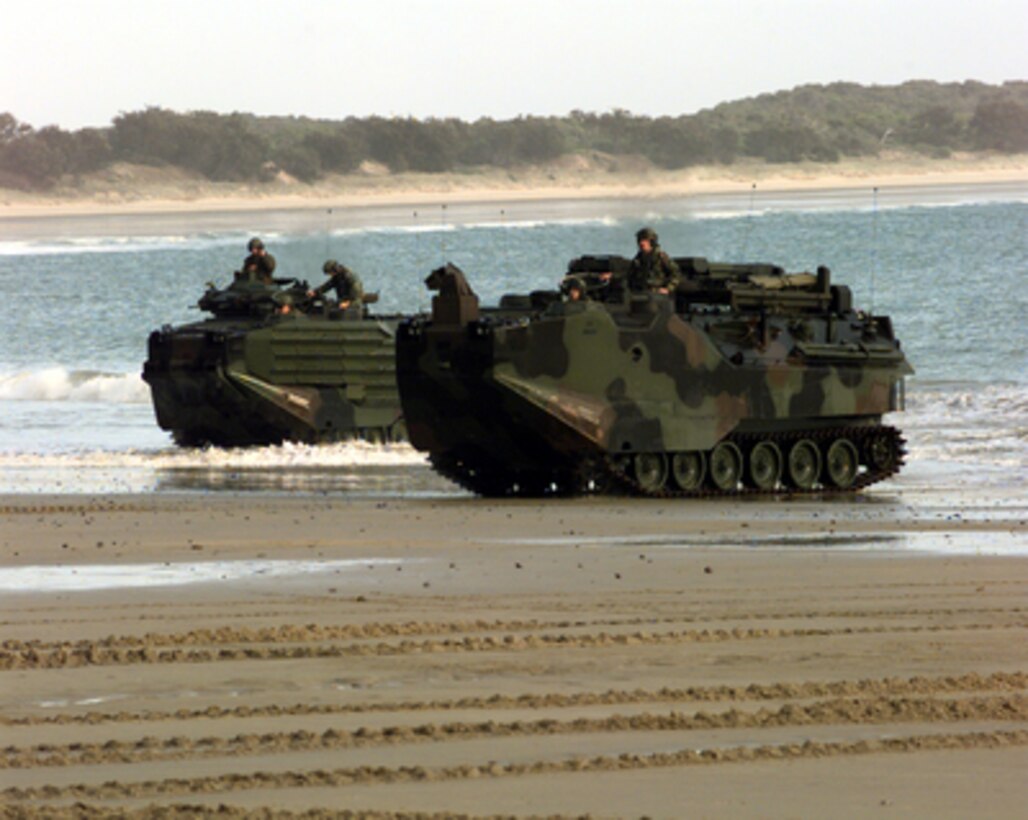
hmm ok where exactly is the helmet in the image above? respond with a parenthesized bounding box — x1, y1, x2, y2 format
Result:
(323, 259, 338, 274)
(248, 237, 264, 251)
(636, 227, 658, 244)
(561, 276, 587, 296)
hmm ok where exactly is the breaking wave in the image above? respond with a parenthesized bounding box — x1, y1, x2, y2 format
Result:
(0, 232, 249, 257)
(0, 216, 626, 257)
(0, 368, 149, 404)
(0, 439, 427, 470)
(331, 216, 620, 236)
(902, 381, 1028, 469)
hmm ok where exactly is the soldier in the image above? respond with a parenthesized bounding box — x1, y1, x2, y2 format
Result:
(242, 237, 276, 283)
(311, 260, 364, 310)
(561, 276, 589, 302)
(623, 227, 680, 294)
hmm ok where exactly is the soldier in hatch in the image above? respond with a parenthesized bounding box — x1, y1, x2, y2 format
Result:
(561, 276, 589, 303)
(623, 227, 680, 294)
(241, 237, 276, 284)
(311, 260, 364, 310)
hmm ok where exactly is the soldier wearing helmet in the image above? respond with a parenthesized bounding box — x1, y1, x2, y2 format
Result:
(624, 227, 680, 294)
(241, 237, 276, 284)
(311, 259, 364, 310)
(561, 275, 589, 303)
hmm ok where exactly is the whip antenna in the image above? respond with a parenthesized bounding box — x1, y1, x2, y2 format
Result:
(871, 186, 879, 315)
(440, 203, 447, 262)
(742, 182, 757, 260)
(412, 209, 420, 275)
(500, 207, 507, 267)
(325, 208, 332, 262)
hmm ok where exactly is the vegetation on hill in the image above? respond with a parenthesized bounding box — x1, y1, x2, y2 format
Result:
(1, 80, 1026, 191)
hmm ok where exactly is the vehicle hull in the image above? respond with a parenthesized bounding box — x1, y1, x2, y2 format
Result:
(397, 260, 912, 496)
(144, 314, 404, 447)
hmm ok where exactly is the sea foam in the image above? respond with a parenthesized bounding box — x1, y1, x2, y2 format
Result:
(0, 368, 149, 404)
(902, 381, 1028, 469)
(0, 440, 427, 470)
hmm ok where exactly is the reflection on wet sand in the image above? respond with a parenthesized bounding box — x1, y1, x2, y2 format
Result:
(153, 463, 450, 496)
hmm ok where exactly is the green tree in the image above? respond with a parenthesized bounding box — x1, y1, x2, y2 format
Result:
(645, 118, 716, 169)
(301, 130, 360, 173)
(902, 105, 963, 148)
(970, 99, 1028, 152)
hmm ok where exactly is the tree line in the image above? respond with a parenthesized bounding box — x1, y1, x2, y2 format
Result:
(1, 80, 1026, 190)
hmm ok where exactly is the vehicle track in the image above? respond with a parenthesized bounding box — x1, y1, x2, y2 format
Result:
(4, 694, 1024, 770)
(5, 730, 1026, 802)
(7, 805, 487, 819)
(4, 605, 1022, 648)
(3, 621, 1023, 670)
(4, 670, 1023, 727)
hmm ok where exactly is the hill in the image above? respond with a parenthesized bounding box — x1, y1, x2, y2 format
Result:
(1, 80, 1026, 193)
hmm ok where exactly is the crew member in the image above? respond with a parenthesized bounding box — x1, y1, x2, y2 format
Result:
(561, 276, 589, 302)
(312, 260, 364, 310)
(242, 237, 276, 283)
(623, 227, 680, 294)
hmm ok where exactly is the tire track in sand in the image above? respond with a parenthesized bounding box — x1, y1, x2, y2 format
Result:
(4, 603, 1022, 641)
(4, 694, 1024, 770)
(8, 805, 476, 819)
(4, 670, 1024, 727)
(5, 730, 1026, 802)
(2, 620, 1023, 670)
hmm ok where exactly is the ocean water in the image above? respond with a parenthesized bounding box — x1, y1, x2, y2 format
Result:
(0, 186, 1025, 496)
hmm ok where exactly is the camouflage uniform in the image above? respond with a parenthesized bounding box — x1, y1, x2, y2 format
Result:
(315, 260, 364, 307)
(242, 238, 276, 284)
(242, 252, 277, 283)
(623, 228, 680, 293)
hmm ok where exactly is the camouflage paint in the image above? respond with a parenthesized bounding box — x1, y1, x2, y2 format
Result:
(144, 281, 404, 447)
(397, 259, 913, 489)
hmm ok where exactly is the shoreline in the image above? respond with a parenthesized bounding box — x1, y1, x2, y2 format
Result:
(1, 154, 1025, 225)
(1, 176, 1024, 243)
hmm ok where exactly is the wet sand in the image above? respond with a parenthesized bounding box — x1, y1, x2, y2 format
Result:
(1, 158, 1026, 241)
(1, 491, 1025, 817)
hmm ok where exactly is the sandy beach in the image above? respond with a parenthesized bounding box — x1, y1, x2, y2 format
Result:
(1, 151, 1026, 227)
(1, 488, 1025, 818)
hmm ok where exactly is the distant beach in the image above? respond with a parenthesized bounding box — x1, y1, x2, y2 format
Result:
(1, 152, 1026, 239)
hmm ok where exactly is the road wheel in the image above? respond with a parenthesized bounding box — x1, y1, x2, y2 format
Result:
(708, 441, 743, 491)
(747, 441, 783, 490)
(633, 452, 669, 493)
(786, 439, 821, 490)
(824, 438, 859, 488)
(671, 451, 706, 491)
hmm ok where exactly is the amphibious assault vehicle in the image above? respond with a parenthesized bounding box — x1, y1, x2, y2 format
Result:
(397, 257, 912, 496)
(144, 276, 404, 447)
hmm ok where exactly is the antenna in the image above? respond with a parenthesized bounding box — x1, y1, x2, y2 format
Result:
(742, 182, 757, 260)
(409, 209, 420, 293)
(440, 203, 447, 263)
(500, 207, 506, 266)
(412, 209, 425, 314)
(324, 208, 333, 263)
(870, 186, 878, 315)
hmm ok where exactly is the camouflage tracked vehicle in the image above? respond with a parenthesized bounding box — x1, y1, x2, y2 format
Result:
(144, 276, 404, 447)
(397, 257, 912, 497)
